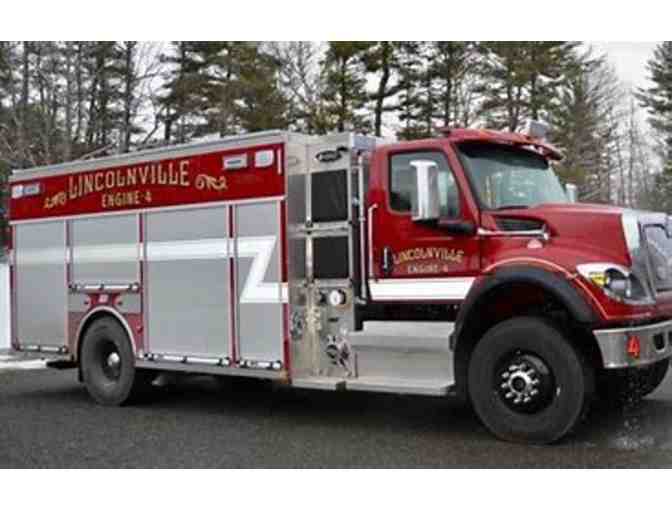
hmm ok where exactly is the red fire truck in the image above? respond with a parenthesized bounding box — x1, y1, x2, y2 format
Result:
(5, 126, 672, 444)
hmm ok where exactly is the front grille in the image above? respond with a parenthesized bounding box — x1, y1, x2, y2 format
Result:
(654, 333, 666, 350)
(644, 225, 672, 292)
(495, 217, 543, 231)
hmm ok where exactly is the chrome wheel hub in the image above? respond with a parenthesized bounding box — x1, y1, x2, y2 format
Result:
(500, 362, 540, 405)
(107, 352, 121, 369)
(496, 353, 555, 414)
(100, 345, 122, 381)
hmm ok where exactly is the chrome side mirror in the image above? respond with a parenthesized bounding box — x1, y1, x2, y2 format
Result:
(411, 160, 440, 222)
(565, 183, 578, 203)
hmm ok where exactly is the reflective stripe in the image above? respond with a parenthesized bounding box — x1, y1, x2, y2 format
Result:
(369, 278, 474, 301)
(147, 236, 287, 304)
(147, 238, 230, 262)
(15, 236, 287, 304)
(74, 243, 140, 264)
(236, 237, 287, 304)
(16, 247, 67, 265)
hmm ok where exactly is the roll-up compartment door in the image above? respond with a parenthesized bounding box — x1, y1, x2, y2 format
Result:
(234, 201, 285, 363)
(71, 215, 139, 285)
(146, 206, 230, 358)
(15, 222, 67, 347)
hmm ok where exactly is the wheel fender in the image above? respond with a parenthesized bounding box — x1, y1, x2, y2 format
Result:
(75, 306, 137, 362)
(452, 265, 598, 355)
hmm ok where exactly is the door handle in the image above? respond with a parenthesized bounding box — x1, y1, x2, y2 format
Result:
(367, 204, 378, 277)
(382, 246, 393, 276)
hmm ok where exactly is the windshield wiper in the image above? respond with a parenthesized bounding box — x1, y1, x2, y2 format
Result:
(494, 204, 530, 210)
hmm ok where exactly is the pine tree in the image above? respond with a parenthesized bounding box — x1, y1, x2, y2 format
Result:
(637, 41, 672, 176)
(552, 53, 622, 202)
(160, 42, 289, 139)
(268, 41, 332, 134)
(235, 44, 288, 132)
(362, 42, 406, 136)
(82, 42, 127, 150)
(429, 42, 474, 129)
(201, 42, 250, 137)
(396, 42, 435, 140)
(395, 42, 478, 139)
(159, 42, 212, 143)
(322, 42, 371, 133)
(476, 42, 581, 131)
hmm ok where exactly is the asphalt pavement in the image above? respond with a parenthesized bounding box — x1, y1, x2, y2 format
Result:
(2, 361, 672, 467)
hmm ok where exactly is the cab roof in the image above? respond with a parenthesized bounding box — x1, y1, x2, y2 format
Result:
(440, 128, 563, 160)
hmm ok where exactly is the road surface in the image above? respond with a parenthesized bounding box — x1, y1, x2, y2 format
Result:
(1, 359, 672, 467)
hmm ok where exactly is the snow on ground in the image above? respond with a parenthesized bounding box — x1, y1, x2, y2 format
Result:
(0, 354, 47, 371)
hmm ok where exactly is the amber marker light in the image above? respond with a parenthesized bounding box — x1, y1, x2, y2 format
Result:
(626, 334, 641, 360)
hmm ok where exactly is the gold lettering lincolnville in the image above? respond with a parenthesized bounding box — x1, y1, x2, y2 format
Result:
(45, 156, 231, 212)
(63, 157, 195, 204)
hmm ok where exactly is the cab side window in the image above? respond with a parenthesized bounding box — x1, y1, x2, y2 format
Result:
(389, 151, 460, 219)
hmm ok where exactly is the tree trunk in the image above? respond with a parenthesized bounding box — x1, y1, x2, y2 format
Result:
(121, 42, 136, 153)
(374, 43, 390, 137)
(64, 42, 74, 161)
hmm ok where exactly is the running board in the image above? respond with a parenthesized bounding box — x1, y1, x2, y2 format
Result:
(46, 359, 77, 370)
(346, 377, 453, 396)
(290, 376, 452, 396)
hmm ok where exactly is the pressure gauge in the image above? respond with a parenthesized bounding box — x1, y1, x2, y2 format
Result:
(327, 289, 347, 307)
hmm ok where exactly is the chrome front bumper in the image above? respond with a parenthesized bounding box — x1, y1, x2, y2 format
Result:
(594, 319, 672, 369)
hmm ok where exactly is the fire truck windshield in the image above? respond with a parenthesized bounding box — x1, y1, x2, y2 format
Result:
(458, 143, 568, 210)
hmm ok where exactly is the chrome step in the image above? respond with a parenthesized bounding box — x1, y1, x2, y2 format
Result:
(347, 321, 455, 384)
(348, 321, 454, 353)
(346, 377, 453, 396)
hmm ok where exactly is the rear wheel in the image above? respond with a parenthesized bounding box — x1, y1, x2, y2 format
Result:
(80, 317, 154, 406)
(468, 317, 593, 444)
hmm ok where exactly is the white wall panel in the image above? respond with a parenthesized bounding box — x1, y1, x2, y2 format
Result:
(0, 263, 9, 349)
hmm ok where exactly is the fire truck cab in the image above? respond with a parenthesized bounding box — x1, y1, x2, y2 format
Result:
(7, 128, 672, 444)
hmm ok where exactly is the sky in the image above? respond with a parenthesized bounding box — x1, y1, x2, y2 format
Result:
(591, 41, 660, 91)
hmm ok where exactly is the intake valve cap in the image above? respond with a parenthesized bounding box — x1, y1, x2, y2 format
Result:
(327, 289, 347, 307)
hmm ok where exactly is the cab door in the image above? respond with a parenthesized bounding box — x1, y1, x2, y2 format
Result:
(368, 145, 480, 303)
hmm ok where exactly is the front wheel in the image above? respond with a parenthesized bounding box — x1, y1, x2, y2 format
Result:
(80, 317, 154, 406)
(468, 317, 593, 444)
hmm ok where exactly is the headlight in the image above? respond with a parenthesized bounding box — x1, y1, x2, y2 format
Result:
(577, 263, 653, 305)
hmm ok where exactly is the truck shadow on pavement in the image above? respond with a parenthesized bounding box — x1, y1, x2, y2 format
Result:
(157, 375, 672, 452)
(11, 372, 672, 466)
(133, 376, 672, 450)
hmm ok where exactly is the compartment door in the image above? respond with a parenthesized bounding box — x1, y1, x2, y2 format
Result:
(15, 222, 67, 348)
(234, 201, 285, 363)
(146, 206, 231, 358)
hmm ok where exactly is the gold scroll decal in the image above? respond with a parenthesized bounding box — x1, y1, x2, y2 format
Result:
(44, 191, 67, 209)
(195, 174, 228, 191)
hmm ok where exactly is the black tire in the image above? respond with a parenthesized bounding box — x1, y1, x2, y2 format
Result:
(468, 316, 593, 444)
(598, 359, 670, 406)
(80, 317, 154, 406)
(643, 360, 670, 396)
